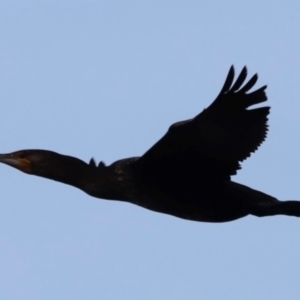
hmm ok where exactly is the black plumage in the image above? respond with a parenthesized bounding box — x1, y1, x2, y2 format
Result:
(1, 66, 300, 223)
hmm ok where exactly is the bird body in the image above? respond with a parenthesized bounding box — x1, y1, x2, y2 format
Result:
(1, 66, 300, 223)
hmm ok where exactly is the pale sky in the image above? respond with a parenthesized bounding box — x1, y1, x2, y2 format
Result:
(0, 2, 300, 299)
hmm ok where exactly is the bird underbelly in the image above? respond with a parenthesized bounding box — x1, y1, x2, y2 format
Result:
(127, 189, 248, 223)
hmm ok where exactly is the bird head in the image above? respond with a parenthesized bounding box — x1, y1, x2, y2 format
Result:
(0, 150, 44, 174)
(0, 149, 86, 174)
(0, 149, 92, 185)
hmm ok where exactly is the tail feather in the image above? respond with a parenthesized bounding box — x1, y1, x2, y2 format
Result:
(250, 200, 300, 218)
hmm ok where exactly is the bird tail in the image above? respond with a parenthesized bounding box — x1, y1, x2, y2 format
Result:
(250, 200, 300, 218)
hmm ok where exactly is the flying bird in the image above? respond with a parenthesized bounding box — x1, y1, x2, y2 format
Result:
(1, 66, 299, 223)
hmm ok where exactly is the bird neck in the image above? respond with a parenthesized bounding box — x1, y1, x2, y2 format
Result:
(35, 154, 93, 190)
(34, 154, 131, 201)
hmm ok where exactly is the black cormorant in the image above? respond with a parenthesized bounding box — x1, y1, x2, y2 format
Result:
(1, 66, 299, 222)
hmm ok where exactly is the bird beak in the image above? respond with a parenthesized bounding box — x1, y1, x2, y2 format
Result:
(0, 153, 32, 173)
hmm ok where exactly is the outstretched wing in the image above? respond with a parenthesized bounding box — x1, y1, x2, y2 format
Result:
(137, 66, 269, 182)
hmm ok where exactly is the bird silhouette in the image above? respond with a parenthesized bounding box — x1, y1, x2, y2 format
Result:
(1, 66, 299, 222)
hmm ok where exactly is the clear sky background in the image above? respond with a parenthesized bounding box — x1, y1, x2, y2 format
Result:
(0, 1, 300, 299)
